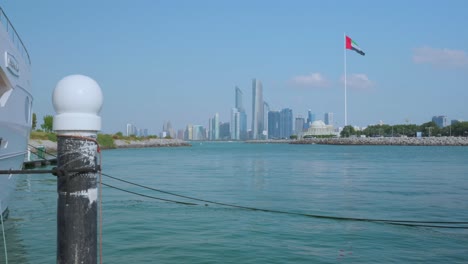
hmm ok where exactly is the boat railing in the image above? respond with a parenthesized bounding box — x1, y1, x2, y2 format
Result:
(0, 7, 31, 65)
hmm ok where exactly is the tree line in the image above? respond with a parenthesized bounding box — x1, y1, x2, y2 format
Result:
(341, 121, 468, 138)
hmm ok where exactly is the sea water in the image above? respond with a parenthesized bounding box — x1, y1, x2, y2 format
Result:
(2, 142, 468, 263)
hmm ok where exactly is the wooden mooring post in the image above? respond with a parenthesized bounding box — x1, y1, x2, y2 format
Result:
(52, 75, 103, 264)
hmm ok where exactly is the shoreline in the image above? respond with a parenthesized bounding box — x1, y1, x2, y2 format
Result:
(29, 138, 191, 152)
(291, 137, 468, 146)
(29, 137, 468, 151)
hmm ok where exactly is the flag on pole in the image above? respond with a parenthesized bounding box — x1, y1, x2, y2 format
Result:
(345, 36, 365, 56)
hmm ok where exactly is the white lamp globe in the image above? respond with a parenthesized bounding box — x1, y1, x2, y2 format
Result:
(52, 75, 103, 132)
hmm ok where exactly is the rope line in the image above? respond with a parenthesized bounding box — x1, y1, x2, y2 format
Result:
(102, 173, 468, 229)
(28, 144, 57, 158)
(101, 183, 197, 206)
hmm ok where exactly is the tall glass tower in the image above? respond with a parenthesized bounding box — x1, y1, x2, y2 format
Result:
(234, 86, 247, 140)
(235, 86, 243, 110)
(230, 108, 240, 140)
(324, 112, 334, 125)
(251, 78, 263, 139)
(268, 111, 280, 139)
(280, 108, 293, 139)
(263, 101, 269, 138)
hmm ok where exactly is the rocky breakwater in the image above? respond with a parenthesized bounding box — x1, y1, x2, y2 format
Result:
(113, 138, 191, 148)
(291, 137, 468, 146)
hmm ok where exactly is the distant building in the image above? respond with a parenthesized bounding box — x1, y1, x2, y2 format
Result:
(307, 110, 315, 127)
(231, 108, 240, 140)
(126, 123, 137, 136)
(231, 86, 247, 140)
(234, 86, 248, 140)
(251, 78, 264, 139)
(192, 125, 205, 140)
(432, 115, 448, 128)
(324, 112, 334, 126)
(295, 117, 305, 136)
(219, 122, 230, 140)
(263, 101, 269, 138)
(280, 108, 293, 139)
(268, 111, 280, 139)
(214, 113, 219, 140)
(235, 86, 243, 110)
(209, 113, 220, 140)
(177, 129, 184, 140)
(185, 124, 193, 140)
(451, 119, 463, 125)
(240, 111, 247, 140)
(162, 121, 175, 138)
(303, 120, 336, 137)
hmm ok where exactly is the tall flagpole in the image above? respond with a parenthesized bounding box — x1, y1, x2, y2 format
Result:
(344, 33, 347, 126)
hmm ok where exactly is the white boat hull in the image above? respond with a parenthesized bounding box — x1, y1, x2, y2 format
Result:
(0, 7, 33, 218)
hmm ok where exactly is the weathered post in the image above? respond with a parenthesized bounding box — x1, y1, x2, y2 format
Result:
(53, 75, 103, 264)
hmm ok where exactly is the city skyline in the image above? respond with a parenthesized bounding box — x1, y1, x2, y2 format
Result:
(4, 1, 467, 134)
(123, 77, 459, 139)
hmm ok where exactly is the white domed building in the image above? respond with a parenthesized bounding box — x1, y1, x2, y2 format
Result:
(303, 120, 336, 137)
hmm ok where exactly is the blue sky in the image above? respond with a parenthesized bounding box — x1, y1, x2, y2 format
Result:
(3, 0, 468, 134)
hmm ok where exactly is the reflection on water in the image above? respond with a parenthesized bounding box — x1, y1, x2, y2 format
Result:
(8, 172, 56, 264)
(0, 217, 29, 263)
(250, 159, 265, 189)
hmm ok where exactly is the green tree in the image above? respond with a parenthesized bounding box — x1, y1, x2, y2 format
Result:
(340, 125, 356, 138)
(450, 122, 468, 137)
(41, 115, 53, 133)
(419, 121, 440, 137)
(32, 113, 37, 130)
(290, 134, 298, 140)
(97, 133, 116, 148)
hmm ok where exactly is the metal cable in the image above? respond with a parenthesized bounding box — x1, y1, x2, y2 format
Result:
(102, 172, 468, 229)
(101, 183, 197, 206)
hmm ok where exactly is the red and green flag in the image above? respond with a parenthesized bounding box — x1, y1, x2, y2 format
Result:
(345, 36, 365, 56)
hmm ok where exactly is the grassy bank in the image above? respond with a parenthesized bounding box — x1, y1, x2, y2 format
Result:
(30, 131, 163, 149)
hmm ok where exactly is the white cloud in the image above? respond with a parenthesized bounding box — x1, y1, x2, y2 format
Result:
(291, 72, 329, 88)
(413, 46, 468, 67)
(340, 74, 374, 90)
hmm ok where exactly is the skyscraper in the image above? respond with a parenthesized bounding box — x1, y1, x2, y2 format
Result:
(295, 117, 305, 135)
(268, 111, 280, 139)
(219, 122, 230, 140)
(263, 101, 269, 138)
(162, 121, 175, 138)
(251, 78, 263, 139)
(280, 108, 293, 139)
(212, 113, 219, 140)
(230, 108, 240, 140)
(233, 86, 248, 140)
(240, 111, 247, 140)
(185, 124, 193, 140)
(324, 112, 334, 126)
(432, 115, 448, 128)
(235, 86, 243, 110)
(126, 123, 137, 136)
(307, 110, 315, 126)
(267, 109, 293, 139)
(192, 125, 204, 140)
